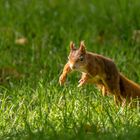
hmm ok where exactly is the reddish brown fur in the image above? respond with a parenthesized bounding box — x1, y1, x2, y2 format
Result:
(59, 41, 140, 106)
(120, 74, 140, 99)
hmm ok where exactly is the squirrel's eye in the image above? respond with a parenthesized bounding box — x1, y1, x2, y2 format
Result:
(79, 56, 84, 61)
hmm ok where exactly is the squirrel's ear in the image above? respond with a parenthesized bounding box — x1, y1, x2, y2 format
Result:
(79, 41, 86, 53)
(70, 41, 75, 50)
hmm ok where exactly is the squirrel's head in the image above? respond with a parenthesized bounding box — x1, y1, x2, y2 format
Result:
(68, 41, 87, 71)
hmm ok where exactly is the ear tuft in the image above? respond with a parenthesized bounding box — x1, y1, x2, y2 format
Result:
(70, 41, 75, 50)
(79, 41, 86, 53)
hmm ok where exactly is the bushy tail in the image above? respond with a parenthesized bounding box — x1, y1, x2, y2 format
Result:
(119, 73, 140, 98)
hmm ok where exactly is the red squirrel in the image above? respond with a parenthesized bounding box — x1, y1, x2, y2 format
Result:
(59, 41, 140, 106)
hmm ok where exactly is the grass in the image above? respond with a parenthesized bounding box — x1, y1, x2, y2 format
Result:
(0, 0, 140, 139)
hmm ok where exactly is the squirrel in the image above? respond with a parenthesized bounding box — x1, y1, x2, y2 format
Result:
(59, 41, 140, 106)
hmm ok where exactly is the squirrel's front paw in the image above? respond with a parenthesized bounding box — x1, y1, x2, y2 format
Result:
(77, 79, 85, 87)
(59, 75, 66, 86)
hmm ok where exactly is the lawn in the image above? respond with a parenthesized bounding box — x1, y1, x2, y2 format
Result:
(0, 0, 140, 139)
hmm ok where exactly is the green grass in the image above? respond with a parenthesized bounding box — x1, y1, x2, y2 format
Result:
(0, 0, 140, 139)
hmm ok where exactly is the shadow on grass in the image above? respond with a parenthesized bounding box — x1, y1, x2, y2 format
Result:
(1, 125, 140, 140)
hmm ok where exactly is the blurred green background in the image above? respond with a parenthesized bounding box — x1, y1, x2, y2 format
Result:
(0, 0, 140, 139)
(0, 0, 140, 85)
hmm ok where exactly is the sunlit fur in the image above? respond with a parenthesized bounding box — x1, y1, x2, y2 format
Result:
(59, 41, 140, 107)
(68, 49, 87, 71)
